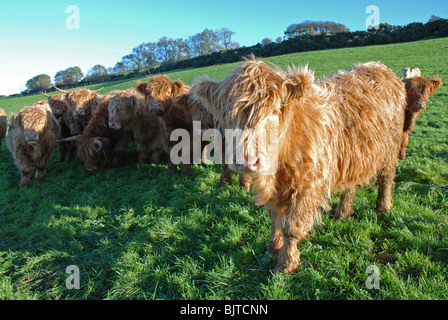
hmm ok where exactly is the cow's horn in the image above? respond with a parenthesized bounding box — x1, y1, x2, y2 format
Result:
(41, 92, 51, 98)
(95, 138, 103, 152)
(93, 87, 104, 93)
(55, 87, 70, 93)
(57, 135, 80, 142)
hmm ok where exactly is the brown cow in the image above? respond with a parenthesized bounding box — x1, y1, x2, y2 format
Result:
(61, 91, 133, 170)
(40, 92, 69, 118)
(137, 76, 194, 174)
(7, 104, 59, 188)
(55, 87, 103, 129)
(158, 91, 253, 189)
(0, 108, 7, 152)
(139, 76, 252, 188)
(399, 76, 443, 160)
(108, 88, 170, 164)
(40, 92, 79, 163)
(193, 58, 406, 274)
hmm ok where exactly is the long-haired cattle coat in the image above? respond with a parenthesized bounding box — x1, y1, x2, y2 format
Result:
(7, 104, 59, 188)
(61, 91, 133, 171)
(108, 88, 170, 164)
(399, 76, 442, 160)
(193, 58, 406, 274)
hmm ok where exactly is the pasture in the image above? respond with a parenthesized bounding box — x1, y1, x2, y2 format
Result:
(0, 37, 447, 300)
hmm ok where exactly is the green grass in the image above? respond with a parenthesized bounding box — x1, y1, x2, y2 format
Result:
(0, 37, 447, 300)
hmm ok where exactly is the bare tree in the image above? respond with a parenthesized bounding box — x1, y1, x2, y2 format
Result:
(218, 28, 239, 50)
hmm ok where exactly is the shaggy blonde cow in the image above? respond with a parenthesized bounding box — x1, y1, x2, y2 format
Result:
(7, 104, 59, 188)
(193, 57, 406, 274)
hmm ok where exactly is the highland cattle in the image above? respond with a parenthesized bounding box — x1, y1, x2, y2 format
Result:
(399, 75, 443, 159)
(7, 104, 59, 188)
(193, 57, 406, 274)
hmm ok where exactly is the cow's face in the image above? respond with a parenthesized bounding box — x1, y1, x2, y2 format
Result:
(194, 58, 312, 175)
(108, 93, 137, 130)
(12, 107, 49, 146)
(147, 83, 174, 114)
(48, 94, 69, 118)
(193, 59, 303, 175)
(136, 77, 189, 114)
(405, 76, 443, 112)
(66, 89, 98, 117)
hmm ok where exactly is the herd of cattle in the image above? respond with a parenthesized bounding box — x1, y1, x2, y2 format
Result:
(0, 57, 443, 273)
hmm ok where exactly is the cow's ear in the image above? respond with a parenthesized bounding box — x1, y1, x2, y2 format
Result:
(173, 81, 185, 94)
(282, 67, 313, 104)
(9, 112, 22, 128)
(192, 79, 218, 103)
(135, 81, 147, 96)
(431, 77, 443, 93)
(130, 94, 139, 106)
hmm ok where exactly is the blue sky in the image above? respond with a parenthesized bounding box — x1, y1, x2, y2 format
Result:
(0, 0, 447, 95)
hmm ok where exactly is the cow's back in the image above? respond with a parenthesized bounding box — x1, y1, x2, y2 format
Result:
(323, 62, 406, 189)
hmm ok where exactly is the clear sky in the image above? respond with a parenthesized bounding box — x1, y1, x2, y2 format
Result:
(0, 0, 447, 96)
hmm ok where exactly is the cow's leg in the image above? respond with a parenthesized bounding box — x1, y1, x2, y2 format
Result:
(67, 142, 76, 162)
(334, 186, 357, 220)
(200, 143, 208, 165)
(137, 149, 149, 164)
(150, 150, 162, 164)
(276, 235, 300, 275)
(20, 169, 34, 188)
(266, 204, 286, 255)
(275, 196, 319, 274)
(376, 160, 397, 213)
(398, 133, 409, 160)
(111, 134, 132, 168)
(35, 167, 46, 185)
(218, 164, 232, 187)
(238, 174, 252, 191)
(218, 136, 233, 187)
(181, 163, 192, 176)
(58, 141, 66, 163)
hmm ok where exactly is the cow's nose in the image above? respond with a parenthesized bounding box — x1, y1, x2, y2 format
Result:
(109, 121, 115, 128)
(416, 101, 426, 109)
(151, 102, 161, 110)
(26, 132, 38, 140)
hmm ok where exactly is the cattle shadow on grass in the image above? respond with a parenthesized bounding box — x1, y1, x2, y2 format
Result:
(0, 145, 279, 299)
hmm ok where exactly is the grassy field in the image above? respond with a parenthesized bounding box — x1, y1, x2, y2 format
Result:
(0, 37, 447, 300)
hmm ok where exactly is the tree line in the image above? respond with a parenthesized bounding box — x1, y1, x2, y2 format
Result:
(23, 27, 239, 94)
(21, 17, 448, 96)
